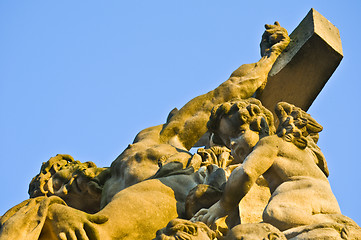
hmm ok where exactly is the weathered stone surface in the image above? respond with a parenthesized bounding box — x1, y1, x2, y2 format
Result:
(225, 223, 287, 240)
(239, 176, 270, 224)
(258, 8, 343, 116)
(192, 100, 361, 239)
(1, 9, 359, 240)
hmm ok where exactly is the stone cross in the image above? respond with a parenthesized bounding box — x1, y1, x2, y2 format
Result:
(258, 8, 343, 117)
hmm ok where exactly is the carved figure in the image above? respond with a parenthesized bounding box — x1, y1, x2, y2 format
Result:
(1, 158, 227, 239)
(3, 18, 359, 240)
(192, 100, 350, 233)
(155, 219, 216, 240)
(101, 22, 290, 208)
(29, 154, 109, 214)
(0, 154, 109, 240)
(224, 223, 287, 240)
(283, 219, 361, 239)
(0, 23, 290, 240)
(155, 220, 289, 240)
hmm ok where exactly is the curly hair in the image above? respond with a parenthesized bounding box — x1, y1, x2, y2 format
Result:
(207, 98, 275, 137)
(28, 154, 99, 198)
(275, 102, 323, 149)
(155, 219, 216, 240)
(275, 102, 329, 177)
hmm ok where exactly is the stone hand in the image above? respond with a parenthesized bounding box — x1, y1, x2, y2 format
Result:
(191, 201, 227, 229)
(47, 204, 108, 240)
(260, 21, 290, 56)
(197, 146, 233, 168)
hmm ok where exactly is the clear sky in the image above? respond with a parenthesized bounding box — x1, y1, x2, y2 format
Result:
(1, 0, 360, 226)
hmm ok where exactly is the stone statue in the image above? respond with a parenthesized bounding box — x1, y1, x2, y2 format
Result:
(101, 21, 290, 209)
(28, 154, 109, 214)
(224, 223, 287, 240)
(192, 100, 360, 238)
(1, 12, 360, 240)
(154, 219, 216, 240)
(0, 22, 291, 240)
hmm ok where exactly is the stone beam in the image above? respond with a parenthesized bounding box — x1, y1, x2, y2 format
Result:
(257, 8, 343, 116)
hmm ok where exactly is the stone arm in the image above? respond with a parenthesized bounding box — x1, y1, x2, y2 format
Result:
(220, 138, 276, 212)
(38, 179, 179, 240)
(160, 23, 289, 150)
(191, 138, 277, 227)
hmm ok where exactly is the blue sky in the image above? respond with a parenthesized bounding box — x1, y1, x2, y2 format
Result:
(1, 1, 360, 226)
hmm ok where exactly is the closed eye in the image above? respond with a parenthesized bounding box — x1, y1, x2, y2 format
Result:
(52, 178, 63, 192)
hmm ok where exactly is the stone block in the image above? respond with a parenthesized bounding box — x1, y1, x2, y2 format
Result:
(258, 8, 343, 117)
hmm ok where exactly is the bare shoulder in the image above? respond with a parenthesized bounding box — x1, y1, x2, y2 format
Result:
(248, 135, 280, 158)
(257, 135, 281, 147)
(133, 124, 164, 143)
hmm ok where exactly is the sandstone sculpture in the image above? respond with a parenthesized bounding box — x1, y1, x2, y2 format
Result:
(1, 9, 360, 240)
(192, 100, 360, 237)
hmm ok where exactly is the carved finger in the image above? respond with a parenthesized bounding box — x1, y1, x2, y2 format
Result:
(66, 231, 77, 240)
(84, 222, 100, 240)
(205, 214, 214, 227)
(265, 26, 287, 39)
(185, 224, 197, 235)
(269, 32, 285, 41)
(75, 228, 90, 240)
(194, 208, 208, 219)
(200, 214, 208, 225)
(190, 213, 203, 222)
(196, 214, 206, 222)
(88, 214, 108, 224)
(58, 232, 67, 240)
(274, 21, 280, 26)
(178, 232, 191, 239)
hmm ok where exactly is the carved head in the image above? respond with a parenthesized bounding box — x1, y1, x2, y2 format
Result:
(155, 219, 216, 240)
(207, 98, 275, 163)
(225, 223, 286, 240)
(28, 154, 109, 213)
